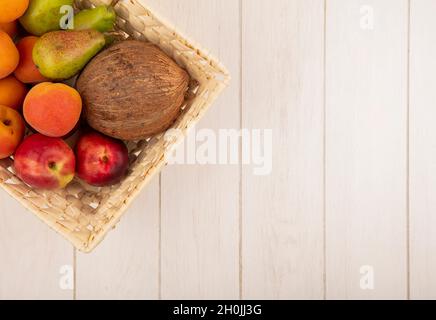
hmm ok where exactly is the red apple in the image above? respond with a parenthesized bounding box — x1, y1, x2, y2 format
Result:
(76, 131, 129, 187)
(14, 134, 76, 190)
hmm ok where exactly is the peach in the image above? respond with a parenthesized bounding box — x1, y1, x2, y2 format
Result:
(76, 131, 129, 187)
(24, 82, 82, 138)
(0, 21, 18, 38)
(0, 75, 28, 110)
(0, 0, 29, 23)
(0, 105, 25, 159)
(14, 36, 47, 84)
(14, 134, 76, 189)
(0, 31, 20, 79)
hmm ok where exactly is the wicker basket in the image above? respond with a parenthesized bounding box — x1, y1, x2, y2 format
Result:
(0, 0, 230, 253)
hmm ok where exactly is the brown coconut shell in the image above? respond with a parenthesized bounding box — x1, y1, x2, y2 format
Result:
(76, 40, 190, 140)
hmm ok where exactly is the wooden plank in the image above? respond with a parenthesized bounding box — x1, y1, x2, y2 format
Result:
(242, 0, 325, 299)
(146, 0, 241, 299)
(325, 0, 408, 299)
(74, 1, 161, 300)
(76, 179, 160, 300)
(0, 190, 73, 299)
(409, 0, 436, 300)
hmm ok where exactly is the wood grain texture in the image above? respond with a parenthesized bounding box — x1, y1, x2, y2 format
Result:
(145, 0, 241, 299)
(242, 0, 325, 299)
(325, 0, 408, 299)
(6, 0, 436, 300)
(0, 190, 73, 299)
(409, 0, 436, 300)
(75, 179, 160, 300)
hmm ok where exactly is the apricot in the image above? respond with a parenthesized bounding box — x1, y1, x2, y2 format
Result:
(24, 82, 82, 138)
(0, 76, 28, 110)
(0, 31, 19, 79)
(0, 0, 29, 23)
(0, 105, 25, 159)
(14, 36, 47, 84)
(0, 21, 18, 38)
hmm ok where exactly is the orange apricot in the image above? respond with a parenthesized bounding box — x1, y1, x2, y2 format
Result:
(0, 75, 28, 111)
(0, 105, 25, 159)
(0, 0, 29, 23)
(0, 31, 20, 79)
(14, 36, 47, 84)
(0, 21, 18, 38)
(23, 82, 82, 138)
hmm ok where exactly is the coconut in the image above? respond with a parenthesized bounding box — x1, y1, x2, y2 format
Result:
(76, 40, 190, 140)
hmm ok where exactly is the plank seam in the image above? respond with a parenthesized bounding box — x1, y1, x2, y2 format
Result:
(239, 0, 244, 301)
(323, 0, 328, 301)
(406, 0, 411, 301)
(159, 173, 162, 300)
(73, 248, 77, 300)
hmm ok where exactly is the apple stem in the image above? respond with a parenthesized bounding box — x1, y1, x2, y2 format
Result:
(48, 162, 57, 170)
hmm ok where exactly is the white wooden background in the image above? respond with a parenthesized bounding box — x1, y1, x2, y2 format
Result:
(1, 0, 436, 300)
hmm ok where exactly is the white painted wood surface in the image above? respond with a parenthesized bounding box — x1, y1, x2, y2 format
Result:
(409, 0, 436, 300)
(0, 190, 73, 299)
(3, 0, 436, 300)
(242, 0, 325, 299)
(325, 0, 408, 299)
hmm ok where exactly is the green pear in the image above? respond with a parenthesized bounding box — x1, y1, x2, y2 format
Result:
(74, 5, 116, 32)
(20, 0, 74, 36)
(33, 30, 106, 80)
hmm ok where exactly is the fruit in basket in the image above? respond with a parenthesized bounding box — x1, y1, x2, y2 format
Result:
(14, 134, 75, 189)
(74, 5, 116, 32)
(23, 82, 82, 137)
(0, 105, 26, 159)
(77, 40, 190, 140)
(33, 30, 106, 80)
(19, 0, 73, 36)
(0, 21, 19, 38)
(0, 76, 28, 110)
(76, 131, 129, 187)
(14, 36, 48, 84)
(0, 31, 20, 79)
(0, 0, 29, 23)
